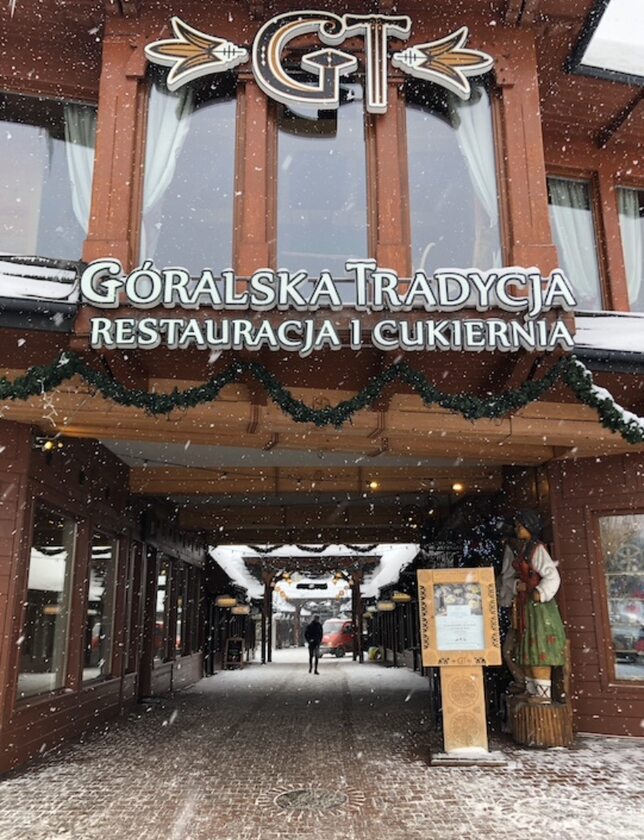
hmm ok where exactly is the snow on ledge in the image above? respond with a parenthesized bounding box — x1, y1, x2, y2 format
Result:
(574, 312, 644, 354)
(0, 260, 78, 303)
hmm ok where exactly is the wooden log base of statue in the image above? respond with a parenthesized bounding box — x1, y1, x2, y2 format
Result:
(508, 696, 574, 748)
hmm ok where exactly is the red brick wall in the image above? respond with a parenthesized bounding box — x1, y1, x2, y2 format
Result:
(548, 453, 644, 736)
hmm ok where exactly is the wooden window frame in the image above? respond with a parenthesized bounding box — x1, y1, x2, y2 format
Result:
(81, 530, 120, 685)
(611, 180, 644, 312)
(546, 168, 610, 310)
(585, 502, 644, 697)
(401, 78, 507, 274)
(13, 498, 80, 706)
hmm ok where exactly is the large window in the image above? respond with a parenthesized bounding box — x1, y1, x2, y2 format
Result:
(0, 92, 95, 260)
(140, 73, 237, 274)
(277, 83, 368, 277)
(17, 505, 76, 700)
(617, 187, 644, 312)
(598, 513, 644, 681)
(83, 534, 118, 682)
(548, 177, 603, 310)
(406, 83, 501, 274)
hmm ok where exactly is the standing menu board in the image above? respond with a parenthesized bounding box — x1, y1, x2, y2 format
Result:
(224, 637, 244, 669)
(417, 568, 501, 667)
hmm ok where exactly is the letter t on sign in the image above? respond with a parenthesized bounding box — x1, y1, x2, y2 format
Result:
(341, 15, 412, 113)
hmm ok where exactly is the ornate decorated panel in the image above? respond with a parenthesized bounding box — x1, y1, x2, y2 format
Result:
(417, 566, 501, 667)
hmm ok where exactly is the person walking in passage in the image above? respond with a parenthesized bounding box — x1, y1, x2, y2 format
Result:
(304, 614, 323, 674)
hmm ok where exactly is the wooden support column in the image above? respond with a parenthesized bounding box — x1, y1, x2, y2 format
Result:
(352, 570, 364, 663)
(392, 610, 398, 668)
(351, 581, 358, 661)
(267, 584, 274, 664)
(138, 545, 158, 698)
(261, 570, 273, 664)
(494, 31, 558, 272)
(236, 77, 274, 274)
(597, 166, 631, 311)
(371, 81, 411, 275)
(83, 16, 147, 268)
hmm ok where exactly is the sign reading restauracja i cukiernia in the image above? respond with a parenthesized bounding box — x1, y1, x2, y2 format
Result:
(83, 261, 577, 357)
(82, 10, 575, 357)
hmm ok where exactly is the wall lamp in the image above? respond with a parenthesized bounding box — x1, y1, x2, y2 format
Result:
(34, 436, 64, 453)
(376, 600, 395, 612)
(392, 591, 412, 603)
(231, 604, 251, 616)
(215, 595, 238, 608)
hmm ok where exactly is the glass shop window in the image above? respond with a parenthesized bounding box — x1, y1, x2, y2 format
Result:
(140, 71, 237, 274)
(598, 513, 644, 682)
(617, 187, 644, 312)
(0, 91, 96, 260)
(83, 534, 118, 682)
(547, 177, 603, 310)
(17, 504, 76, 700)
(406, 83, 502, 274)
(154, 554, 172, 664)
(276, 82, 368, 280)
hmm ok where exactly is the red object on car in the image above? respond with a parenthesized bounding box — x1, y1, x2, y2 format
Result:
(320, 618, 354, 658)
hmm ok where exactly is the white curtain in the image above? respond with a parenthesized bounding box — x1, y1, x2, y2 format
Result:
(63, 104, 97, 233)
(448, 90, 501, 266)
(618, 187, 643, 309)
(141, 83, 195, 258)
(548, 178, 601, 308)
(449, 91, 498, 227)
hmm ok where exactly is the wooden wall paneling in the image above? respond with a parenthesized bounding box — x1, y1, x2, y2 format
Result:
(548, 456, 644, 736)
(493, 30, 558, 271)
(0, 422, 32, 733)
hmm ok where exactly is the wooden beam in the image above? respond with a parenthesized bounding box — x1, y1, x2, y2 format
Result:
(130, 466, 503, 496)
(1, 371, 639, 463)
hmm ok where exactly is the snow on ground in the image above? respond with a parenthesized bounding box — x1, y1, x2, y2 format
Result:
(0, 649, 641, 840)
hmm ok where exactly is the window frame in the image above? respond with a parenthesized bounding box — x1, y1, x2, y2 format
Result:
(82, 530, 119, 685)
(402, 77, 505, 276)
(546, 168, 609, 310)
(15, 499, 78, 703)
(271, 72, 374, 277)
(134, 69, 240, 274)
(0, 87, 98, 262)
(614, 180, 644, 312)
(587, 503, 644, 693)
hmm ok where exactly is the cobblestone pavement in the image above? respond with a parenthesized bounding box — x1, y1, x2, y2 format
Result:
(0, 649, 641, 840)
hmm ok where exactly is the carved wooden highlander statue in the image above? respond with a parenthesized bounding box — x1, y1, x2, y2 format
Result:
(501, 510, 573, 746)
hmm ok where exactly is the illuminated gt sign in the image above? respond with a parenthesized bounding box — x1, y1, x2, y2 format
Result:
(145, 11, 494, 113)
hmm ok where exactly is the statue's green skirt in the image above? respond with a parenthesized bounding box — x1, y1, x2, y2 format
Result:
(519, 599, 566, 666)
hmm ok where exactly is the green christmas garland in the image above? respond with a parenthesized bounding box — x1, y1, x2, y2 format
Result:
(0, 351, 642, 445)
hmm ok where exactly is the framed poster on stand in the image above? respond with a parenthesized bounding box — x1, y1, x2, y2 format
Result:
(224, 637, 244, 670)
(417, 568, 501, 757)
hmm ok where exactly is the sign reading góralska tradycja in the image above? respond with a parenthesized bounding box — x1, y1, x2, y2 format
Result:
(83, 259, 576, 357)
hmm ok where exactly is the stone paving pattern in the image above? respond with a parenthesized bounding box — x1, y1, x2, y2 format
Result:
(0, 649, 641, 839)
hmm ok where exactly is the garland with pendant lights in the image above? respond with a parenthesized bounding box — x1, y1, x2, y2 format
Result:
(0, 351, 642, 444)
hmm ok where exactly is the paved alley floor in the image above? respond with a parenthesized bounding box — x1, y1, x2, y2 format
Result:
(0, 649, 641, 840)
